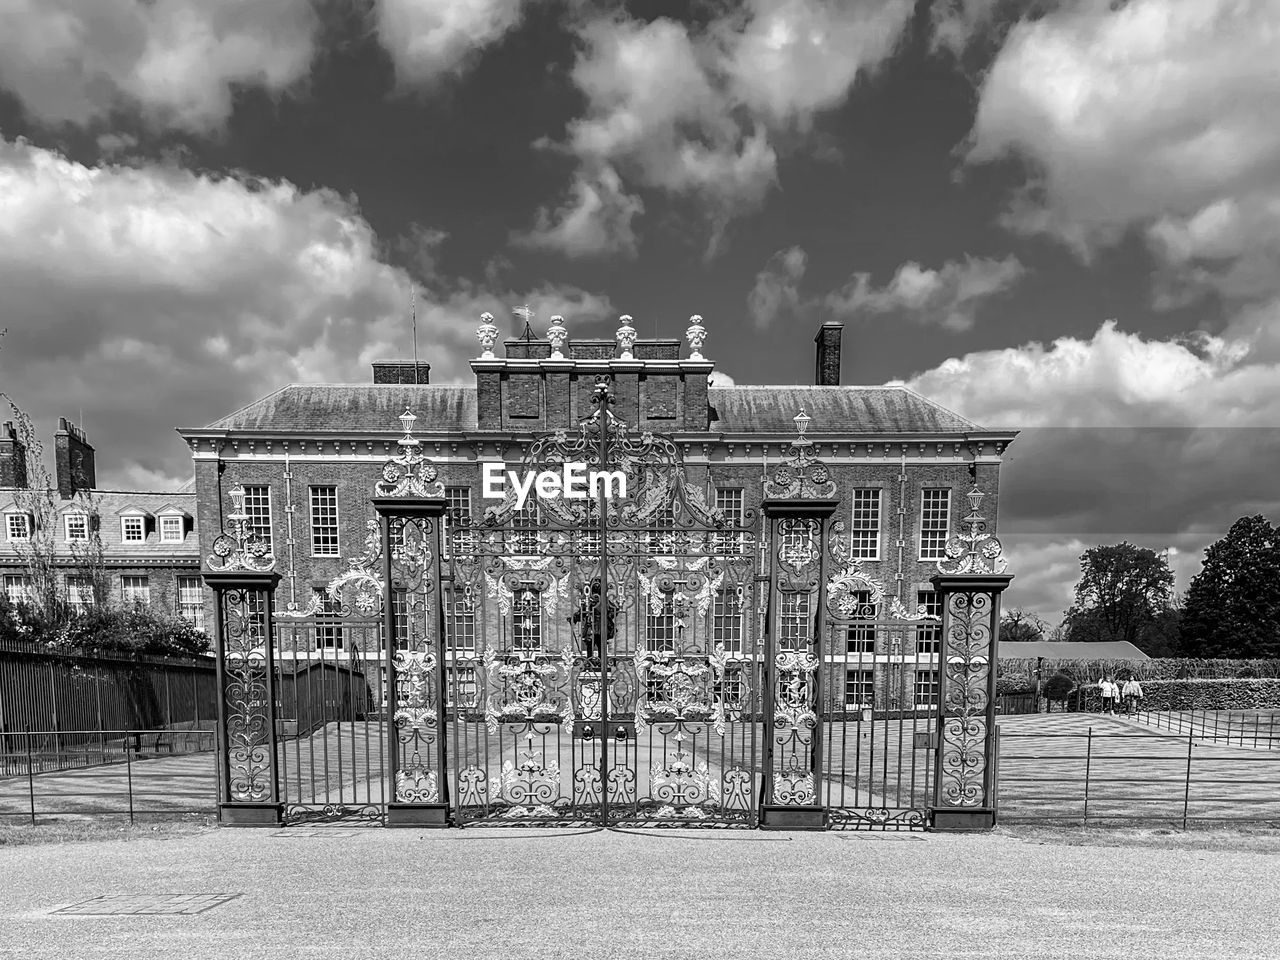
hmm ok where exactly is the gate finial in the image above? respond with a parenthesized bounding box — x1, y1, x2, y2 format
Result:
(207, 483, 275, 571)
(935, 482, 1007, 575)
(375, 407, 444, 498)
(762, 408, 836, 500)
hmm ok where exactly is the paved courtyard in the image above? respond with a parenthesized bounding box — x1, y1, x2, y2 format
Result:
(1, 824, 1278, 959)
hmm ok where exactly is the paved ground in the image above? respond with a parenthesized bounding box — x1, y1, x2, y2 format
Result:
(1, 823, 1279, 959)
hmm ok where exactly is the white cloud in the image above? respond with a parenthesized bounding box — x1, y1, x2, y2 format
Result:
(373, 0, 528, 86)
(905, 320, 1274, 429)
(720, 0, 910, 130)
(827, 255, 1024, 331)
(708, 370, 736, 387)
(0, 0, 319, 133)
(747, 246, 808, 328)
(0, 138, 611, 487)
(964, 0, 1280, 291)
(533, 1, 914, 257)
(512, 164, 644, 259)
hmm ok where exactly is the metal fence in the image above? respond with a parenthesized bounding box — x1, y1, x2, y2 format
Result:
(0, 728, 217, 822)
(0, 640, 218, 756)
(1130, 708, 1280, 749)
(996, 720, 1280, 826)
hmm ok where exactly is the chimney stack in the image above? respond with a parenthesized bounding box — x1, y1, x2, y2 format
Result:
(372, 360, 431, 384)
(55, 418, 95, 499)
(0, 421, 28, 488)
(814, 322, 843, 386)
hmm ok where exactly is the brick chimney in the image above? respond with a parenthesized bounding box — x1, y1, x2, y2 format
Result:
(55, 418, 95, 499)
(371, 360, 431, 384)
(814, 322, 843, 386)
(0, 421, 27, 488)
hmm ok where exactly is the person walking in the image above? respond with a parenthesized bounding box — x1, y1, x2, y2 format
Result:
(1099, 676, 1118, 716)
(1122, 676, 1144, 715)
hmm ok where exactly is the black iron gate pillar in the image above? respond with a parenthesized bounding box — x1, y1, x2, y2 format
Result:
(929, 482, 1012, 831)
(373, 408, 451, 828)
(203, 484, 283, 826)
(760, 410, 839, 830)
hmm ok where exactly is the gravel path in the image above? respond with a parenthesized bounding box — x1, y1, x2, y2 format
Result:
(1, 824, 1278, 959)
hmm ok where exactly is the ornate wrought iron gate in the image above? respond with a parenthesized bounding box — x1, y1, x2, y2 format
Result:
(430, 383, 761, 826)
(204, 379, 1011, 831)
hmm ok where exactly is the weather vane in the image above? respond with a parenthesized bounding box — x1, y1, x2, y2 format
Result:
(514, 304, 536, 343)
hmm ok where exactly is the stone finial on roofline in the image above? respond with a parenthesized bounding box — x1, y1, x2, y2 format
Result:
(686, 315, 707, 360)
(616, 315, 637, 359)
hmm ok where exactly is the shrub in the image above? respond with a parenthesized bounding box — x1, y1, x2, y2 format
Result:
(1043, 671, 1076, 708)
(0, 602, 209, 658)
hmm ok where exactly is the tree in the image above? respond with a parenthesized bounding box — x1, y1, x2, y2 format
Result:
(1180, 516, 1280, 658)
(1000, 608, 1048, 643)
(1043, 671, 1076, 712)
(1062, 542, 1175, 649)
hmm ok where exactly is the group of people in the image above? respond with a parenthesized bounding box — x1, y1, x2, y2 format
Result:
(1097, 676, 1143, 715)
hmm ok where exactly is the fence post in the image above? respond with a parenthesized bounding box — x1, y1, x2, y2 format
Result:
(929, 564, 1013, 833)
(126, 728, 135, 826)
(25, 727, 35, 826)
(1083, 727, 1092, 824)
(203, 484, 284, 827)
(373, 446, 453, 829)
(1182, 727, 1193, 829)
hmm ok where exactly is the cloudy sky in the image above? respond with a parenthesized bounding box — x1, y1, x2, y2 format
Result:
(0, 0, 1278, 623)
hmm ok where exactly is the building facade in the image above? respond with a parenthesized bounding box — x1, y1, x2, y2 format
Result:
(180, 317, 1016, 712)
(0, 419, 204, 628)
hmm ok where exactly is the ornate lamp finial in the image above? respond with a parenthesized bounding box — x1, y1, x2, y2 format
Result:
(616, 314, 637, 360)
(476, 312, 498, 359)
(686, 314, 707, 360)
(762, 407, 835, 499)
(936, 482, 1008, 575)
(376, 407, 444, 498)
(547, 314, 568, 359)
(208, 483, 274, 572)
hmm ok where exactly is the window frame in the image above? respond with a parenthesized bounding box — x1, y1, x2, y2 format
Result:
(64, 512, 89, 543)
(848, 487, 882, 561)
(120, 574, 151, 607)
(177, 575, 204, 631)
(918, 488, 951, 561)
(159, 514, 185, 543)
(308, 485, 340, 558)
(120, 515, 146, 544)
(5, 512, 31, 542)
(241, 485, 273, 550)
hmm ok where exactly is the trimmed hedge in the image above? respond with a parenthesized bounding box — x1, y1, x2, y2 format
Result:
(998, 658, 1280, 686)
(1076, 679, 1280, 711)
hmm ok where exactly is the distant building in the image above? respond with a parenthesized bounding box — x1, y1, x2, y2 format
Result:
(179, 316, 1017, 708)
(0, 418, 204, 629)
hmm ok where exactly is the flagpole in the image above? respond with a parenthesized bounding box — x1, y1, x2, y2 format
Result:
(411, 286, 419, 385)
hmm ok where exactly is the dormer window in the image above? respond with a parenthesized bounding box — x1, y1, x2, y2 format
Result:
(65, 513, 89, 542)
(160, 515, 184, 543)
(5, 512, 31, 541)
(121, 516, 146, 543)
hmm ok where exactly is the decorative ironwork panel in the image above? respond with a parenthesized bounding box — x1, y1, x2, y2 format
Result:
(219, 585, 274, 802)
(388, 515, 444, 803)
(936, 589, 994, 807)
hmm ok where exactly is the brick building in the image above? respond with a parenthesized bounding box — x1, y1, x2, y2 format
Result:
(0, 419, 204, 628)
(179, 317, 1016, 709)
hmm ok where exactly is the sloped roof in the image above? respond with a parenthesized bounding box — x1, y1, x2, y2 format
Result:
(0, 490, 199, 558)
(999, 641, 1151, 662)
(196, 382, 994, 436)
(707, 386, 980, 434)
(203, 385, 477, 433)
